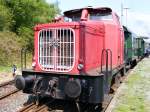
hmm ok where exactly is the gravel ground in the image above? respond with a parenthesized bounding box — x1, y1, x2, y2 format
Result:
(0, 91, 29, 112)
(0, 84, 17, 98)
(0, 73, 13, 84)
(0, 69, 30, 112)
(110, 58, 150, 112)
(0, 72, 27, 112)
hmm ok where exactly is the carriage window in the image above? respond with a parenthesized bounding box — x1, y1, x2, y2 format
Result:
(90, 13, 112, 20)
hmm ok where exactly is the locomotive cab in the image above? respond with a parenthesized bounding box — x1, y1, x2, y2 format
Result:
(15, 7, 124, 111)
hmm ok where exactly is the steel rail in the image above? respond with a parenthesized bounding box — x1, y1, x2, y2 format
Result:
(18, 103, 50, 112)
(0, 79, 21, 100)
(17, 103, 36, 112)
(0, 80, 14, 87)
(0, 89, 20, 100)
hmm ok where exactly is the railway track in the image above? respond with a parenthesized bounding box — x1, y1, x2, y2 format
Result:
(19, 104, 50, 112)
(0, 80, 20, 100)
(17, 67, 134, 112)
(18, 102, 53, 112)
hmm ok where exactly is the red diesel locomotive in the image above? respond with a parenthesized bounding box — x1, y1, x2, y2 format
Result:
(15, 7, 125, 111)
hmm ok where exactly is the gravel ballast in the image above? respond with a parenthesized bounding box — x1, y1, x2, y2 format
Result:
(0, 91, 29, 112)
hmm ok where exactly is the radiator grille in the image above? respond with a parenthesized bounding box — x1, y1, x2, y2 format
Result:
(38, 28, 75, 72)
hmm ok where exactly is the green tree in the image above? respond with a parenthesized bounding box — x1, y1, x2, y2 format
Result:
(0, 0, 59, 66)
(6, 0, 59, 32)
(5, 0, 59, 50)
(0, 2, 14, 31)
(17, 26, 34, 50)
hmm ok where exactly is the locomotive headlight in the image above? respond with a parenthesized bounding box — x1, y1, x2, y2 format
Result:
(77, 64, 84, 70)
(32, 56, 36, 69)
(32, 62, 36, 69)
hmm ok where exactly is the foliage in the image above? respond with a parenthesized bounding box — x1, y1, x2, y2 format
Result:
(6, 0, 59, 32)
(17, 26, 34, 51)
(5, 0, 59, 51)
(0, 0, 59, 65)
(0, 2, 14, 31)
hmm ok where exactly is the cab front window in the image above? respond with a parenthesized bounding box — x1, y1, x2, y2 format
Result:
(90, 13, 113, 20)
(64, 13, 81, 22)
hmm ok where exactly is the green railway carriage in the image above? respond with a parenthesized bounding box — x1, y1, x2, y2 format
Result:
(142, 39, 145, 56)
(123, 26, 132, 63)
(123, 26, 134, 65)
(132, 34, 139, 60)
(136, 38, 145, 58)
(123, 26, 139, 67)
(123, 26, 145, 67)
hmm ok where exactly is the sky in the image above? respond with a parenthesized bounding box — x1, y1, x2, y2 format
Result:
(46, 0, 150, 40)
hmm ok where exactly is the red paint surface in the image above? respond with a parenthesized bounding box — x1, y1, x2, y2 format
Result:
(33, 8, 124, 76)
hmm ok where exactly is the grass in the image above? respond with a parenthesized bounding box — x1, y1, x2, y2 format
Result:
(0, 52, 32, 73)
(113, 58, 150, 112)
(0, 65, 12, 73)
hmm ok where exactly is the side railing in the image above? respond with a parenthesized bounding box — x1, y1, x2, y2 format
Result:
(101, 49, 112, 73)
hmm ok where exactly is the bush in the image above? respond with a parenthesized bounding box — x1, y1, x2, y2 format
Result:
(0, 31, 21, 66)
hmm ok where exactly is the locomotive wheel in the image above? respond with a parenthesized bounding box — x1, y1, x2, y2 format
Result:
(120, 67, 126, 76)
(83, 104, 102, 112)
(115, 74, 121, 87)
(36, 95, 42, 105)
(24, 95, 37, 106)
(63, 102, 102, 112)
(75, 103, 102, 112)
(63, 101, 79, 112)
(131, 60, 137, 68)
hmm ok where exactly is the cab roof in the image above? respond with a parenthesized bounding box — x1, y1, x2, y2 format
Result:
(64, 7, 112, 16)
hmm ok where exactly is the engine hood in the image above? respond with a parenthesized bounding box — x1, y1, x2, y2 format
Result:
(34, 22, 81, 31)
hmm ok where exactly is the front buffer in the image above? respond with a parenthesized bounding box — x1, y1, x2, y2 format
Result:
(15, 70, 105, 104)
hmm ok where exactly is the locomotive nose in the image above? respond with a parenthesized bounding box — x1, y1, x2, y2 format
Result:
(65, 79, 81, 99)
(14, 75, 25, 90)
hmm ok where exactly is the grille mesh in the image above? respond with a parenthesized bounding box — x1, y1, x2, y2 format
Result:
(38, 28, 75, 72)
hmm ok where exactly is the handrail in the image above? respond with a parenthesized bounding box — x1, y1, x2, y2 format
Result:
(100, 49, 112, 74)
